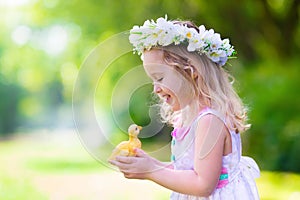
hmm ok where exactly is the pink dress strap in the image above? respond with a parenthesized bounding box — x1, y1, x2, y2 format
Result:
(171, 107, 226, 141)
(171, 107, 209, 141)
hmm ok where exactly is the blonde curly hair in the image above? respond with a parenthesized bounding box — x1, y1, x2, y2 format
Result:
(152, 21, 250, 133)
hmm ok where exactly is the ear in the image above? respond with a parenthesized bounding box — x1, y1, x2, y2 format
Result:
(192, 70, 198, 80)
(183, 65, 198, 80)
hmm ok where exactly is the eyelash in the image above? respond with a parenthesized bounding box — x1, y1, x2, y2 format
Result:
(157, 77, 163, 82)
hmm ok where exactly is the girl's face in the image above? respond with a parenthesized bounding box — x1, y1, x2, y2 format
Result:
(143, 49, 195, 111)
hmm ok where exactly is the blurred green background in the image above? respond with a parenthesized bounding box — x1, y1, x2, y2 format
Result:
(0, 0, 300, 199)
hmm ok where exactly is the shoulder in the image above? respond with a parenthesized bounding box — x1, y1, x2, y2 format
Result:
(193, 113, 229, 159)
(195, 113, 228, 140)
(196, 113, 225, 128)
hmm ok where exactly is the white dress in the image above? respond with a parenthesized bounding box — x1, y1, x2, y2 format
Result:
(170, 108, 260, 200)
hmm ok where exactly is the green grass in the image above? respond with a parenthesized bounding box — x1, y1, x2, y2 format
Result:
(0, 175, 47, 200)
(257, 171, 300, 200)
(0, 131, 299, 199)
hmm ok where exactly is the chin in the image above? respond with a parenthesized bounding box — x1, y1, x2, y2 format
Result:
(169, 100, 182, 111)
(165, 98, 181, 111)
(170, 104, 181, 112)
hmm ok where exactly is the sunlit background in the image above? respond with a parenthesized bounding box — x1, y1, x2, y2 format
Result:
(0, 0, 299, 199)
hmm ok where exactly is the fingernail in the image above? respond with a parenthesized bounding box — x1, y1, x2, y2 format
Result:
(108, 160, 114, 164)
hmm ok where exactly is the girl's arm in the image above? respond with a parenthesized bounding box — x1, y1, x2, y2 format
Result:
(147, 156, 174, 169)
(110, 114, 227, 197)
(159, 162, 174, 169)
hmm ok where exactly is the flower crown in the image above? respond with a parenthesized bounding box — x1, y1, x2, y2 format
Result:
(129, 16, 236, 66)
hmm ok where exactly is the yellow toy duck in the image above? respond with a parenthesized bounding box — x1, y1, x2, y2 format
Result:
(109, 124, 142, 161)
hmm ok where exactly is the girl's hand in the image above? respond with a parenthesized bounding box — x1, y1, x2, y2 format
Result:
(109, 148, 160, 179)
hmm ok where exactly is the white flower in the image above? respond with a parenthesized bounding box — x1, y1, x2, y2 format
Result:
(128, 15, 236, 66)
(205, 29, 215, 41)
(207, 52, 221, 63)
(222, 39, 230, 49)
(198, 25, 206, 37)
(173, 24, 187, 44)
(227, 47, 235, 56)
(156, 17, 170, 29)
(143, 20, 153, 28)
(187, 31, 205, 51)
(156, 18, 176, 46)
(198, 25, 211, 43)
(221, 39, 234, 57)
(143, 29, 160, 47)
(207, 48, 227, 63)
(184, 28, 201, 51)
(129, 26, 142, 45)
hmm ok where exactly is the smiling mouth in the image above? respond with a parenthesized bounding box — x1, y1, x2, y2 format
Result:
(161, 94, 171, 103)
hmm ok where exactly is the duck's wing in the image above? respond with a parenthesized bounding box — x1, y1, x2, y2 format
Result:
(108, 142, 130, 160)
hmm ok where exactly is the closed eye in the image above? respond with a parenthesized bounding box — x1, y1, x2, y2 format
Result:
(157, 77, 163, 82)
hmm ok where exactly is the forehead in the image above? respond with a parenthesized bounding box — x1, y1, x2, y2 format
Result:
(143, 49, 164, 64)
(143, 49, 168, 73)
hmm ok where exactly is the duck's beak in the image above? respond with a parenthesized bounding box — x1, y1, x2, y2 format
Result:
(138, 126, 142, 130)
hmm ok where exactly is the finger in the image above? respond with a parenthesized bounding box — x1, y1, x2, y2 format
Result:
(116, 156, 135, 164)
(123, 173, 134, 179)
(115, 161, 132, 171)
(135, 148, 146, 157)
(108, 160, 117, 166)
(108, 158, 131, 170)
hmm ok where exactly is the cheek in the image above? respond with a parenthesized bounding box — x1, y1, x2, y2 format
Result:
(176, 79, 195, 103)
(162, 71, 196, 104)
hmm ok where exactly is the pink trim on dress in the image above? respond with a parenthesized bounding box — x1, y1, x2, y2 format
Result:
(216, 167, 229, 189)
(171, 107, 209, 141)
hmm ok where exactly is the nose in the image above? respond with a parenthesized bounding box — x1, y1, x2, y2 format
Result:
(153, 83, 162, 94)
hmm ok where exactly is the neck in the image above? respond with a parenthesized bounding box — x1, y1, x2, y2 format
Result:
(179, 101, 204, 127)
(129, 134, 137, 140)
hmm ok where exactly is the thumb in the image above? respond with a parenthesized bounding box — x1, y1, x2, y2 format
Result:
(134, 148, 146, 157)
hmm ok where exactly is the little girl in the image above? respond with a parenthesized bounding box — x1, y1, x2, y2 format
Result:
(109, 16, 260, 199)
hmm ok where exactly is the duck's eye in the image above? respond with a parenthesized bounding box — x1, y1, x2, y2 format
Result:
(135, 127, 138, 130)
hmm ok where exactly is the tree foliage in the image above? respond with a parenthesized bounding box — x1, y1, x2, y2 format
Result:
(0, 0, 299, 172)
